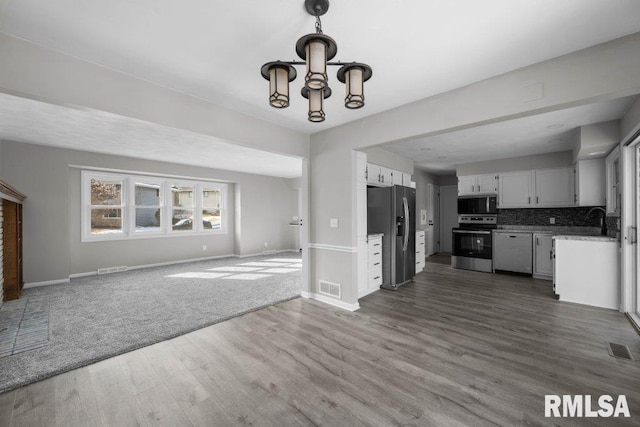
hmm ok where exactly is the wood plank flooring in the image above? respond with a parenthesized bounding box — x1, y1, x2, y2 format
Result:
(1, 261, 639, 426)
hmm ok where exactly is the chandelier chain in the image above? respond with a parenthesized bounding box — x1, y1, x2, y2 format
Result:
(315, 15, 323, 34)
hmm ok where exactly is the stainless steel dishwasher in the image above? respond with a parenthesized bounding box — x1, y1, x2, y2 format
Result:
(493, 231, 533, 274)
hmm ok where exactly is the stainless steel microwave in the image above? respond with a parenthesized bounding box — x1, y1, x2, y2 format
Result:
(457, 196, 497, 215)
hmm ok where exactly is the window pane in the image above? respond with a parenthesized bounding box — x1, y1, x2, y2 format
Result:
(135, 183, 161, 206)
(91, 179, 122, 205)
(203, 209, 221, 230)
(202, 188, 221, 208)
(91, 208, 123, 234)
(171, 185, 193, 208)
(135, 208, 161, 232)
(172, 209, 193, 231)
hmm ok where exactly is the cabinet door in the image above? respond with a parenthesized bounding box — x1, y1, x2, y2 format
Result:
(575, 159, 605, 206)
(535, 167, 574, 207)
(533, 234, 553, 277)
(498, 171, 534, 208)
(380, 167, 395, 186)
(458, 176, 476, 196)
(366, 163, 382, 186)
(402, 172, 412, 187)
(477, 174, 497, 194)
(605, 147, 621, 215)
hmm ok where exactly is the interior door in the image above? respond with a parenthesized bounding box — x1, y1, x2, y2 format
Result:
(439, 185, 457, 253)
(426, 183, 440, 255)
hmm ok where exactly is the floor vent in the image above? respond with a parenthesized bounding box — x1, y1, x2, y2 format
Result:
(319, 280, 341, 299)
(97, 266, 128, 275)
(607, 342, 634, 361)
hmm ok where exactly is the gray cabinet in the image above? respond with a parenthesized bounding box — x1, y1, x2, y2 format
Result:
(533, 233, 553, 279)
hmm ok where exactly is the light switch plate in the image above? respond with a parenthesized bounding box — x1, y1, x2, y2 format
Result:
(330, 218, 339, 228)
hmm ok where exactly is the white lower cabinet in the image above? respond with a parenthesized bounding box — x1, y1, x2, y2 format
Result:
(533, 233, 553, 279)
(415, 230, 426, 272)
(363, 234, 383, 297)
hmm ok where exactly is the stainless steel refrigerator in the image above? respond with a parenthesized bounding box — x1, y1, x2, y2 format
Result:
(367, 185, 416, 290)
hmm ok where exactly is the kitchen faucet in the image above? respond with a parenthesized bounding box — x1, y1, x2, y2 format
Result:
(585, 206, 607, 236)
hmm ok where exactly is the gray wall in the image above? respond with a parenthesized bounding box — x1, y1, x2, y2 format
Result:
(360, 147, 413, 173)
(456, 151, 573, 176)
(0, 140, 298, 283)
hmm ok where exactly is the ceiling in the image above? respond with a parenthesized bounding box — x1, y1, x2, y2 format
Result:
(386, 96, 638, 175)
(0, 93, 303, 178)
(1, 1, 640, 176)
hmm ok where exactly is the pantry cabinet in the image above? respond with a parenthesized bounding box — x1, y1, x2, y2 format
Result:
(533, 233, 553, 279)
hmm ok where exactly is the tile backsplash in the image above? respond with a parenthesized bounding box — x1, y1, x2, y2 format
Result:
(497, 207, 607, 228)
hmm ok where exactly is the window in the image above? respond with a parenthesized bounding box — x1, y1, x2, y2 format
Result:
(88, 175, 125, 236)
(135, 181, 162, 233)
(82, 171, 227, 242)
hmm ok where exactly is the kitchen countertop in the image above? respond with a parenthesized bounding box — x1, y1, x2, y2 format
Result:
(553, 235, 618, 242)
(496, 225, 602, 235)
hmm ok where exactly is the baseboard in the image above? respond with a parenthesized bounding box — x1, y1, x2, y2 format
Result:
(301, 291, 360, 312)
(626, 313, 640, 335)
(234, 249, 298, 258)
(357, 286, 379, 299)
(23, 278, 70, 289)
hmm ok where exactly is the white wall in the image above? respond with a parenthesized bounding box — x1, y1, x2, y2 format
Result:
(0, 140, 298, 283)
(359, 147, 413, 173)
(621, 97, 640, 143)
(456, 151, 574, 176)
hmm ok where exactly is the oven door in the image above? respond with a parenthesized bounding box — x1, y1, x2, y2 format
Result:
(452, 229, 493, 259)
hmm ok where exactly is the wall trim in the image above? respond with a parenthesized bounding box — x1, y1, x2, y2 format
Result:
(235, 249, 298, 259)
(301, 291, 360, 311)
(23, 278, 70, 289)
(308, 243, 358, 253)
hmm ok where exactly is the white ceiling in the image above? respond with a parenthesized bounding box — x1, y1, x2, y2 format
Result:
(1, 1, 640, 176)
(385, 96, 637, 175)
(0, 93, 303, 178)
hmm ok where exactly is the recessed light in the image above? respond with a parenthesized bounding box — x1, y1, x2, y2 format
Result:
(547, 124, 564, 130)
(420, 147, 432, 151)
(587, 150, 606, 156)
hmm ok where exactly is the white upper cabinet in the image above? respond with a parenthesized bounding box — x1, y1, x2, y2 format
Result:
(575, 159, 605, 207)
(535, 167, 575, 207)
(498, 171, 534, 208)
(498, 167, 575, 208)
(458, 174, 497, 196)
(366, 163, 411, 188)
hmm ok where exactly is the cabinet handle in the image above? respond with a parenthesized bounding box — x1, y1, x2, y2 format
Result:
(536, 237, 539, 246)
(365, 166, 368, 180)
(528, 196, 531, 204)
(374, 262, 380, 266)
(373, 252, 380, 256)
(374, 276, 380, 280)
(550, 250, 553, 260)
(378, 174, 381, 182)
(536, 196, 539, 204)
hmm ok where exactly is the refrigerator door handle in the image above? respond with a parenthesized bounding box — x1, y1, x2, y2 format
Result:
(403, 196, 409, 252)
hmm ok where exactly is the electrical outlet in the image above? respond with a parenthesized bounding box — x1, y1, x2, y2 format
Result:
(549, 217, 555, 224)
(202, 245, 207, 251)
(330, 218, 339, 228)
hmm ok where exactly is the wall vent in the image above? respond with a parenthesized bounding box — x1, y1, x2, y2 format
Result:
(319, 280, 341, 299)
(97, 266, 128, 275)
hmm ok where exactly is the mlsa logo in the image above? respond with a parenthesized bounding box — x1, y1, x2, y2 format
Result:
(545, 395, 630, 418)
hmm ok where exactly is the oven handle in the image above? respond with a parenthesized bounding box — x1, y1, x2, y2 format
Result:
(452, 230, 492, 235)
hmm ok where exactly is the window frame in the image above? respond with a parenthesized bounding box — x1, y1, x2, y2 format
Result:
(81, 170, 228, 242)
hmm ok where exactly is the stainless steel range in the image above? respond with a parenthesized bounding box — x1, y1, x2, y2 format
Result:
(452, 214, 497, 273)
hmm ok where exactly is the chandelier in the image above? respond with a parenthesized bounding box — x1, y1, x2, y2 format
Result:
(260, 0, 373, 122)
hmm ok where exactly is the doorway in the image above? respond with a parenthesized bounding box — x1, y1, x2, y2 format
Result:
(426, 183, 440, 255)
(439, 186, 457, 253)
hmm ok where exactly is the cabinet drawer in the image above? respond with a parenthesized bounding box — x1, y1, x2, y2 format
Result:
(368, 257, 382, 270)
(368, 247, 383, 259)
(368, 270, 383, 287)
(367, 237, 382, 250)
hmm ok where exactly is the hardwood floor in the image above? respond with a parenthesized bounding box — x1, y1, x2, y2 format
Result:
(1, 262, 639, 426)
